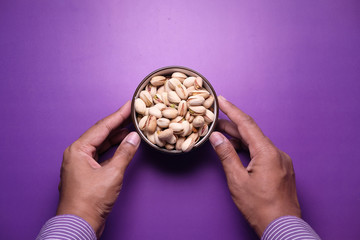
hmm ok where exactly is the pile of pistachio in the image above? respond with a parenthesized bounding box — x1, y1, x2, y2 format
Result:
(134, 72, 215, 152)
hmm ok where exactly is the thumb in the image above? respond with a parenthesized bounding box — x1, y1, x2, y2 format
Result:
(107, 132, 140, 173)
(210, 132, 247, 178)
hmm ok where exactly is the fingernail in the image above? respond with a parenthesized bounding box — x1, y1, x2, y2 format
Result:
(125, 132, 141, 146)
(210, 132, 224, 147)
(218, 95, 227, 101)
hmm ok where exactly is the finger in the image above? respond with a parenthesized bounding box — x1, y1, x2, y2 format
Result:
(210, 132, 247, 178)
(77, 101, 131, 151)
(98, 128, 130, 154)
(229, 138, 246, 152)
(107, 132, 140, 175)
(216, 119, 242, 140)
(218, 96, 269, 151)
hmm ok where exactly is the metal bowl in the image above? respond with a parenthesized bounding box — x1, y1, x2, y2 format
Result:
(131, 66, 218, 154)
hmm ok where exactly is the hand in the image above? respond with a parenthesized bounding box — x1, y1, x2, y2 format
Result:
(56, 101, 141, 237)
(210, 96, 301, 237)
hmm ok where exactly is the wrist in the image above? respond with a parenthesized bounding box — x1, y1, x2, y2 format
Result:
(57, 200, 104, 238)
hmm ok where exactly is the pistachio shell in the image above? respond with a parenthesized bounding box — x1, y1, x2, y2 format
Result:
(164, 80, 172, 93)
(149, 107, 162, 118)
(162, 107, 178, 119)
(135, 98, 146, 115)
(146, 132, 156, 144)
(181, 136, 195, 152)
(199, 124, 208, 137)
(203, 95, 214, 108)
(194, 76, 203, 89)
(190, 90, 210, 99)
(138, 115, 148, 131)
(158, 128, 173, 142)
(187, 95, 205, 106)
(176, 137, 186, 150)
(175, 84, 188, 100)
(192, 116, 205, 128)
(169, 122, 184, 135)
(183, 77, 196, 88)
(189, 106, 206, 115)
(170, 116, 184, 123)
(168, 91, 181, 103)
(167, 134, 177, 144)
(154, 103, 167, 111)
(178, 100, 187, 117)
(146, 84, 157, 97)
(165, 143, 175, 150)
(157, 118, 170, 128)
(139, 90, 153, 107)
(204, 109, 215, 123)
(171, 72, 187, 82)
(155, 130, 166, 147)
(145, 115, 157, 133)
(161, 92, 170, 105)
(150, 76, 166, 86)
(187, 86, 195, 95)
(168, 78, 182, 90)
(157, 86, 165, 95)
(180, 120, 190, 137)
(153, 93, 164, 104)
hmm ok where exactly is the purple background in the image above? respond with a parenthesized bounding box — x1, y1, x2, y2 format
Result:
(1, 0, 359, 239)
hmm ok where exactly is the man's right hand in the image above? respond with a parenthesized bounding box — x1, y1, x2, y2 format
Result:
(210, 96, 301, 237)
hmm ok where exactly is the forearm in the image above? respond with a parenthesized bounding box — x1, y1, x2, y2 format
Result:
(37, 215, 96, 240)
(261, 216, 321, 240)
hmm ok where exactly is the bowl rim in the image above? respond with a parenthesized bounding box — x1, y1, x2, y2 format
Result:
(131, 65, 219, 154)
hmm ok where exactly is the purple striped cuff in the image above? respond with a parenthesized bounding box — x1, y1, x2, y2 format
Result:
(261, 216, 321, 240)
(36, 214, 96, 240)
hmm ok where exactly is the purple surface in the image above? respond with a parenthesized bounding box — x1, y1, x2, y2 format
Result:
(1, 0, 359, 239)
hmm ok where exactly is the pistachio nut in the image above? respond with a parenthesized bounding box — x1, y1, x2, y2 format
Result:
(175, 84, 188, 100)
(187, 86, 195, 95)
(170, 116, 184, 123)
(146, 132, 156, 144)
(171, 72, 187, 82)
(168, 78, 182, 90)
(180, 120, 190, 137)
(155, 130, 166, 147)
(153, 93, 164, 104)
(145, 115, 157, 133)
(158, 128, 173, 142)
(183, 77, 196, 88)
(149, 107, 162, 118)
(164, 80, 171, 93)
(187, 95, 205, 106)
(203, 95, 214, 109)
(190, 90, 210, 99)
(204, 109, 215, 123)
(165, 143, 175, 150)
(181, 136, 195, 152)
(150, 75, 166, 87)
(135, 98, 146, 115)
(138, 115, 148, 131)
(192, 116, 205, 128)
(194, 76, 203, 89)
(139, 90, 153, 107)
(178, 100, 187, 117)
(176, 137, 186, 150)
(157, 86, 165, 95)
(144, 108, 149, 116)
(199, 124, 208, 137)
(167, 134, 177, 145)
(169, 122, 184, 135)
(146, 84, 157, 97)
(161, 92, 170, 106)
(189, 106, 206, 115)
(168, 90, 181, 103)
(162, 107, 178, 119)
(157, 118, 170, 128)
(154, 103, 167, 111)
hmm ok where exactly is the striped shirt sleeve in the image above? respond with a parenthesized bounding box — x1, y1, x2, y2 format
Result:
(36, 214, 97, 240)
(261, 216, 321, 240)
